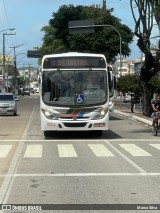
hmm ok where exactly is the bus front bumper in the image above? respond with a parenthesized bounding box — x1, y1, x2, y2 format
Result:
(41, 119, 109, 132)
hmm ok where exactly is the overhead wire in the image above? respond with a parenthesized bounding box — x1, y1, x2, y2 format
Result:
(2, 0, 16, 42)
(1, 0, 17, 57)
(2, 0, 11, 29)
(0, 0, 5, 31)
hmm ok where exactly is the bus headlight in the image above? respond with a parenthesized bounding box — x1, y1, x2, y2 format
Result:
(41, 108, 57, 120)
(92, 109, 108, 120)
(109, 100, 113, 107)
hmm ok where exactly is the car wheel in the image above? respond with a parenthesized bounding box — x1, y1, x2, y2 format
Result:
(14, 112, 17, 116)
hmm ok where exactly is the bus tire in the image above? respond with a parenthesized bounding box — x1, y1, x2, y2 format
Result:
(44, 131, 52, 137)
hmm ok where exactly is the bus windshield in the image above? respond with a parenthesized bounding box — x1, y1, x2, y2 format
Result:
(42, 69, 108, 106)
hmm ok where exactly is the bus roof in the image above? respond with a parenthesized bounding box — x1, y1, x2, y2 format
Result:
(42, 52, 106, 59)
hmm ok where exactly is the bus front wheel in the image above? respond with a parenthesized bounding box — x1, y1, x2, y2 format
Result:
(44, 131, 53, 137)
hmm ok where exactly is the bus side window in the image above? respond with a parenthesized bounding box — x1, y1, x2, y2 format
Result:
(108, 71, 114, 98)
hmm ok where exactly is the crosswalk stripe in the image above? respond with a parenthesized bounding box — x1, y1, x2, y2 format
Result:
(149, 144, 160, 150)
(24, 145, 42, 158)
(88, 144, 114, 157)
(119, 144, 152, 156)
(0, 145, 12, 158)
(57, 144, 77, 157)
(1, 144, 158, 159)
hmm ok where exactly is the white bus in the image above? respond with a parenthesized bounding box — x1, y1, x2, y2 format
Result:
(40, 52, 114, 137)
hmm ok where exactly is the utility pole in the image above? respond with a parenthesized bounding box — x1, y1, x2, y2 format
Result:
(2, 28, 15, 91)
(10, 44, 23, 94)
(28, 64, 31, 89)
(102, 0, 106, 9)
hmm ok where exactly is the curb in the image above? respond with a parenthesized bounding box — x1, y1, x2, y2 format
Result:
(114, 110, 152, 126)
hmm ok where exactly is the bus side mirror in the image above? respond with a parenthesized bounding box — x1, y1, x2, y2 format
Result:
(108, 71, 114, 98)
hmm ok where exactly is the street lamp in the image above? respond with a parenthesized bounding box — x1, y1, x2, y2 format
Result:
(69, 24, 122, 74)
(0, 28, 15, 33)
(96, 24, 122, 75)
(2, 28, 16, 91)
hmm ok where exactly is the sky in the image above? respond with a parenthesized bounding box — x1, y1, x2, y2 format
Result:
(0, 0, 159, 68)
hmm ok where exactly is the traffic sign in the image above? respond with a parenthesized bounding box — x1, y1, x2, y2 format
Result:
(68, 20, 95, 34)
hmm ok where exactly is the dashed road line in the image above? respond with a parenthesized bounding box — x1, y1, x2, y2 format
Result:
(24, 145, 42, 158)
(57, 144, 77, 157)
(119, 144, 152, 156)
(0, 145, 12, 158)
(88, 144, 114, 157)
(149, 144, 160, 150)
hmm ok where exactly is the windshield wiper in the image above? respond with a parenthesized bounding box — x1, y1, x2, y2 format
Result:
(57, 69, 73, 89)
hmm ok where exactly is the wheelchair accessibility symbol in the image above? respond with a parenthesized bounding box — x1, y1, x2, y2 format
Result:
(76, 94, 85, 104)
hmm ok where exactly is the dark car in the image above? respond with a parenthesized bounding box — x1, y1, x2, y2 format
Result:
(23, 87, 30, 96)
(29, 87, 35, 94)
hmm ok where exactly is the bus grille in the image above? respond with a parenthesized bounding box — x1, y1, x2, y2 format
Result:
(58, 117, 89, 120)
(63, 122, 87, 127)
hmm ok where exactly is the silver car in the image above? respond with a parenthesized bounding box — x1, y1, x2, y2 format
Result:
(0, 92, 17, 116)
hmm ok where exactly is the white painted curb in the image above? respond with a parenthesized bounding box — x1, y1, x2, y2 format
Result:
(114, 110, 152, 126)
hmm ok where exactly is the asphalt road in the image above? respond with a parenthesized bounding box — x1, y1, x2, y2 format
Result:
(0, 94, 160, 212)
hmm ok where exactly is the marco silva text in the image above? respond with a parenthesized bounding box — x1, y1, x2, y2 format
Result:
(137, 205, 158, 210)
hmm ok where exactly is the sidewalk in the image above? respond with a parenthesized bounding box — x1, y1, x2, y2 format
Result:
(114, 103, 152, 126)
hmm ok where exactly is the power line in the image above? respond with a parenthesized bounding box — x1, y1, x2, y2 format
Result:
(2, 0, 11, 28)
(0, 0, 4, 30)
(2, 0, 16, 47)
(0, 16, 4, 30)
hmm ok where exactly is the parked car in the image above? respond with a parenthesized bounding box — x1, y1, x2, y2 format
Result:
(23, 87, 30, 96)
(29, 87, 35, 94)
(35, 87, 39, 93)
(123, 92, 141, 103)
(123, 93, 131, 102)
(0, 92, 17, 116)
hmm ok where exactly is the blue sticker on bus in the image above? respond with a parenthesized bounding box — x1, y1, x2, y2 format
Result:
(75, 94, 85, 104)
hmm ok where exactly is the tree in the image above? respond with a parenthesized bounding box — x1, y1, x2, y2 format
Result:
(149, 75, 160, 95)
(116, 75, 140, 94)
(130, 0, 160, 116)
(39, 4, 133, 63)
(116, 74, 141, 112)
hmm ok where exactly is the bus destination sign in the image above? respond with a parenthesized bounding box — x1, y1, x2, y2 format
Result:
(43, 57, 106, 69)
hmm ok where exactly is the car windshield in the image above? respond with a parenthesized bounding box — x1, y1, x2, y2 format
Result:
(0, 95, 14, 101)
(42, 70, 108, 106)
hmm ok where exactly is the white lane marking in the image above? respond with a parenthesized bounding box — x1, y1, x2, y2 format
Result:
(0, 102, 37, 204)
(0, 139, 160, 142)
(88, 144, 114, 157)
(0, 145, 12, 158)
(150, 144, 160, 150)
(24, 145, 42, 158)
(1, 173, 160, 177)
(57, 144, 77, 157)
(119, 144, 152, 156)
(103, 140, 147, 173)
